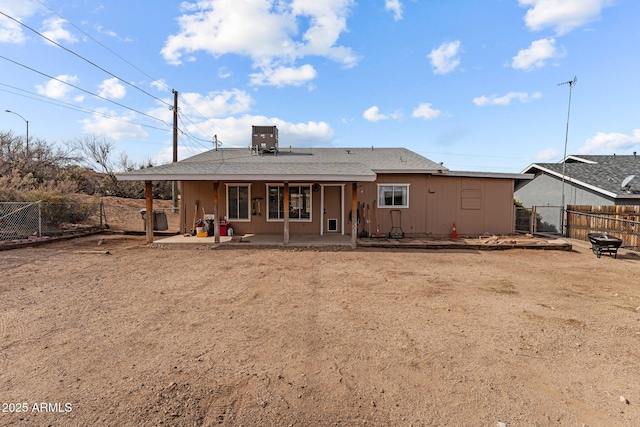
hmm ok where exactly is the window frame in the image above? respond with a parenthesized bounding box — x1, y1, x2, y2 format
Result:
(377, 183, 410, 208)
(266, 183, 313, 222)
(225, 183, 252, 222)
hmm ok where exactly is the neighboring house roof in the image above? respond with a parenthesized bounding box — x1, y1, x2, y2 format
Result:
(117, 147, 448, 182)
(522, 154, 640, 199)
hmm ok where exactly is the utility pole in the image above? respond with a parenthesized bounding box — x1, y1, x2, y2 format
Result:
(172, 89, 179, 213)
(557, 76, 577, 236)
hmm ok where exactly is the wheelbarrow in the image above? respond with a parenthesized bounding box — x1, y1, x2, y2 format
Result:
(587, 233, 623, 258)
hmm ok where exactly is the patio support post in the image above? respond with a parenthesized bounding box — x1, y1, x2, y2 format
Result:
(351, 182, 358, 245)
(283, 182, 290, 245)
(213, 181, 220, 243)
(145, 181, 154, 244)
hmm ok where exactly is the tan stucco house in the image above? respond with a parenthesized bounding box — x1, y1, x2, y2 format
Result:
(117, 127, 532, 244)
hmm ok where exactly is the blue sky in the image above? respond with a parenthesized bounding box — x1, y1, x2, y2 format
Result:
(1, 0, 639, 172)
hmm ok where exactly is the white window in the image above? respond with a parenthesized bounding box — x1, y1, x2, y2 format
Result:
(226, 184, 251, 221)
(267, 184, 312, 221)
(378, 184, 409, 208)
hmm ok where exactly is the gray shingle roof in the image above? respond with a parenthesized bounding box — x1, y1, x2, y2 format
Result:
(117, 147, 446, 181)
(524, 154, 640, 196)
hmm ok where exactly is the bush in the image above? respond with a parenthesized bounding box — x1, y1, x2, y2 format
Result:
(40, 200, 98, 227)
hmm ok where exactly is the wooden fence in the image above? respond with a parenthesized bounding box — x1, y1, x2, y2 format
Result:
(566, 205, 640, 251)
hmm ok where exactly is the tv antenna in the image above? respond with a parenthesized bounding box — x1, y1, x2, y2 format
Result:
(557, 76, 577, 235)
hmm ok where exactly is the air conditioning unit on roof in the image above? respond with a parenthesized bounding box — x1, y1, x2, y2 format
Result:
(252, 125, 278, 154)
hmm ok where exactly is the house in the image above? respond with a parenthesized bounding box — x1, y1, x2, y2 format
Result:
(515, 153, 640, 231)
(117, 126, 532, 244)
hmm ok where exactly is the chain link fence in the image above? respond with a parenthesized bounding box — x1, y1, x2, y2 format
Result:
(1, 201, 101, 242)
(515, 206, 532, 234)
(1, 199, 180, 244)
(0, 202, 42, 241)
(515, 205, 563, 235)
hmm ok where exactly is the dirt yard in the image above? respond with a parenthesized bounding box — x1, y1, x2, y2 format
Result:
(1, 235, 640, 426)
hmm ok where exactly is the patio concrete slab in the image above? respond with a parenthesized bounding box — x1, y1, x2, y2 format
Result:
(152, 233, 353, 248)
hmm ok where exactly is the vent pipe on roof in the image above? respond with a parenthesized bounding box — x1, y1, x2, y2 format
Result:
(634, 151, 637, 158)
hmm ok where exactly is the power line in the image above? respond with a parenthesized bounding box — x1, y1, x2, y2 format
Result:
(177, 95, 239, 138)
(178, 111, 216, 142)
(177, 114, 212, 150)
(0, 10, 172, 108)
(4, 7, 233, 148)
(0, 82, 172, 134)
(28, 3, 233, 144)
(0, 55, 172, 127)
(33, 0, 172, 93)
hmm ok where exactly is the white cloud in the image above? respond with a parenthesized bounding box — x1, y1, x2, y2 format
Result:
(98, 78, 126, 100)
(146, 89, 255, 137)
(94, 23, 118, 38)
(151, 79, 170, 92)
(153, 145, 209, 165)
(363, 106, 388, 122)
(519, 0, 612, 35)
(161, 0, 357, 87)
(167, 114, 334, 153)
(179, 89, 254, 117)
(411, 103, 442, 120)
(531, 148, 560, 162)
(41, 17, 77, 44)
(578, 129, 640, 154)
(473, 91, 542, 106)
(428, 41, 461, 75)
(218, 67, 232, 79)
(511, 38, 564, 71)
(385, 0, 403, 21)
(144, 89, 256, 144)
(0, 0, 41, 43)
(249, 64, 317, 87)
(153, 120, 329, 163)
(35, 74, 78, 99)
(276, 119, 334, 144)
(80, 108, 149, 140)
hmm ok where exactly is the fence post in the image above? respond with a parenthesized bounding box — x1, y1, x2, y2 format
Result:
(530, 206, 536, 234)
(38, 201, 42, 237)
(99, 200, 103, 228)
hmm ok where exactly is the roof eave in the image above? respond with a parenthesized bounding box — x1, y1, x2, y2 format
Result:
(116, 173, 378, 182)
(372, 168, 445, 174)
(614, 193, 640, 199)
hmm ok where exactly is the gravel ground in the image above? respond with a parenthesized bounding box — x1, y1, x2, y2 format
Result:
(1, 234, 640, 426)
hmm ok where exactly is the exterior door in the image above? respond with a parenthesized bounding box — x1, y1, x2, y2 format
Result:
(323, 186, 342, 233)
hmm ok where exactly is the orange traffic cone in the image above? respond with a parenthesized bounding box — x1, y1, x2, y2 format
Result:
(451, 221, 458, 239)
